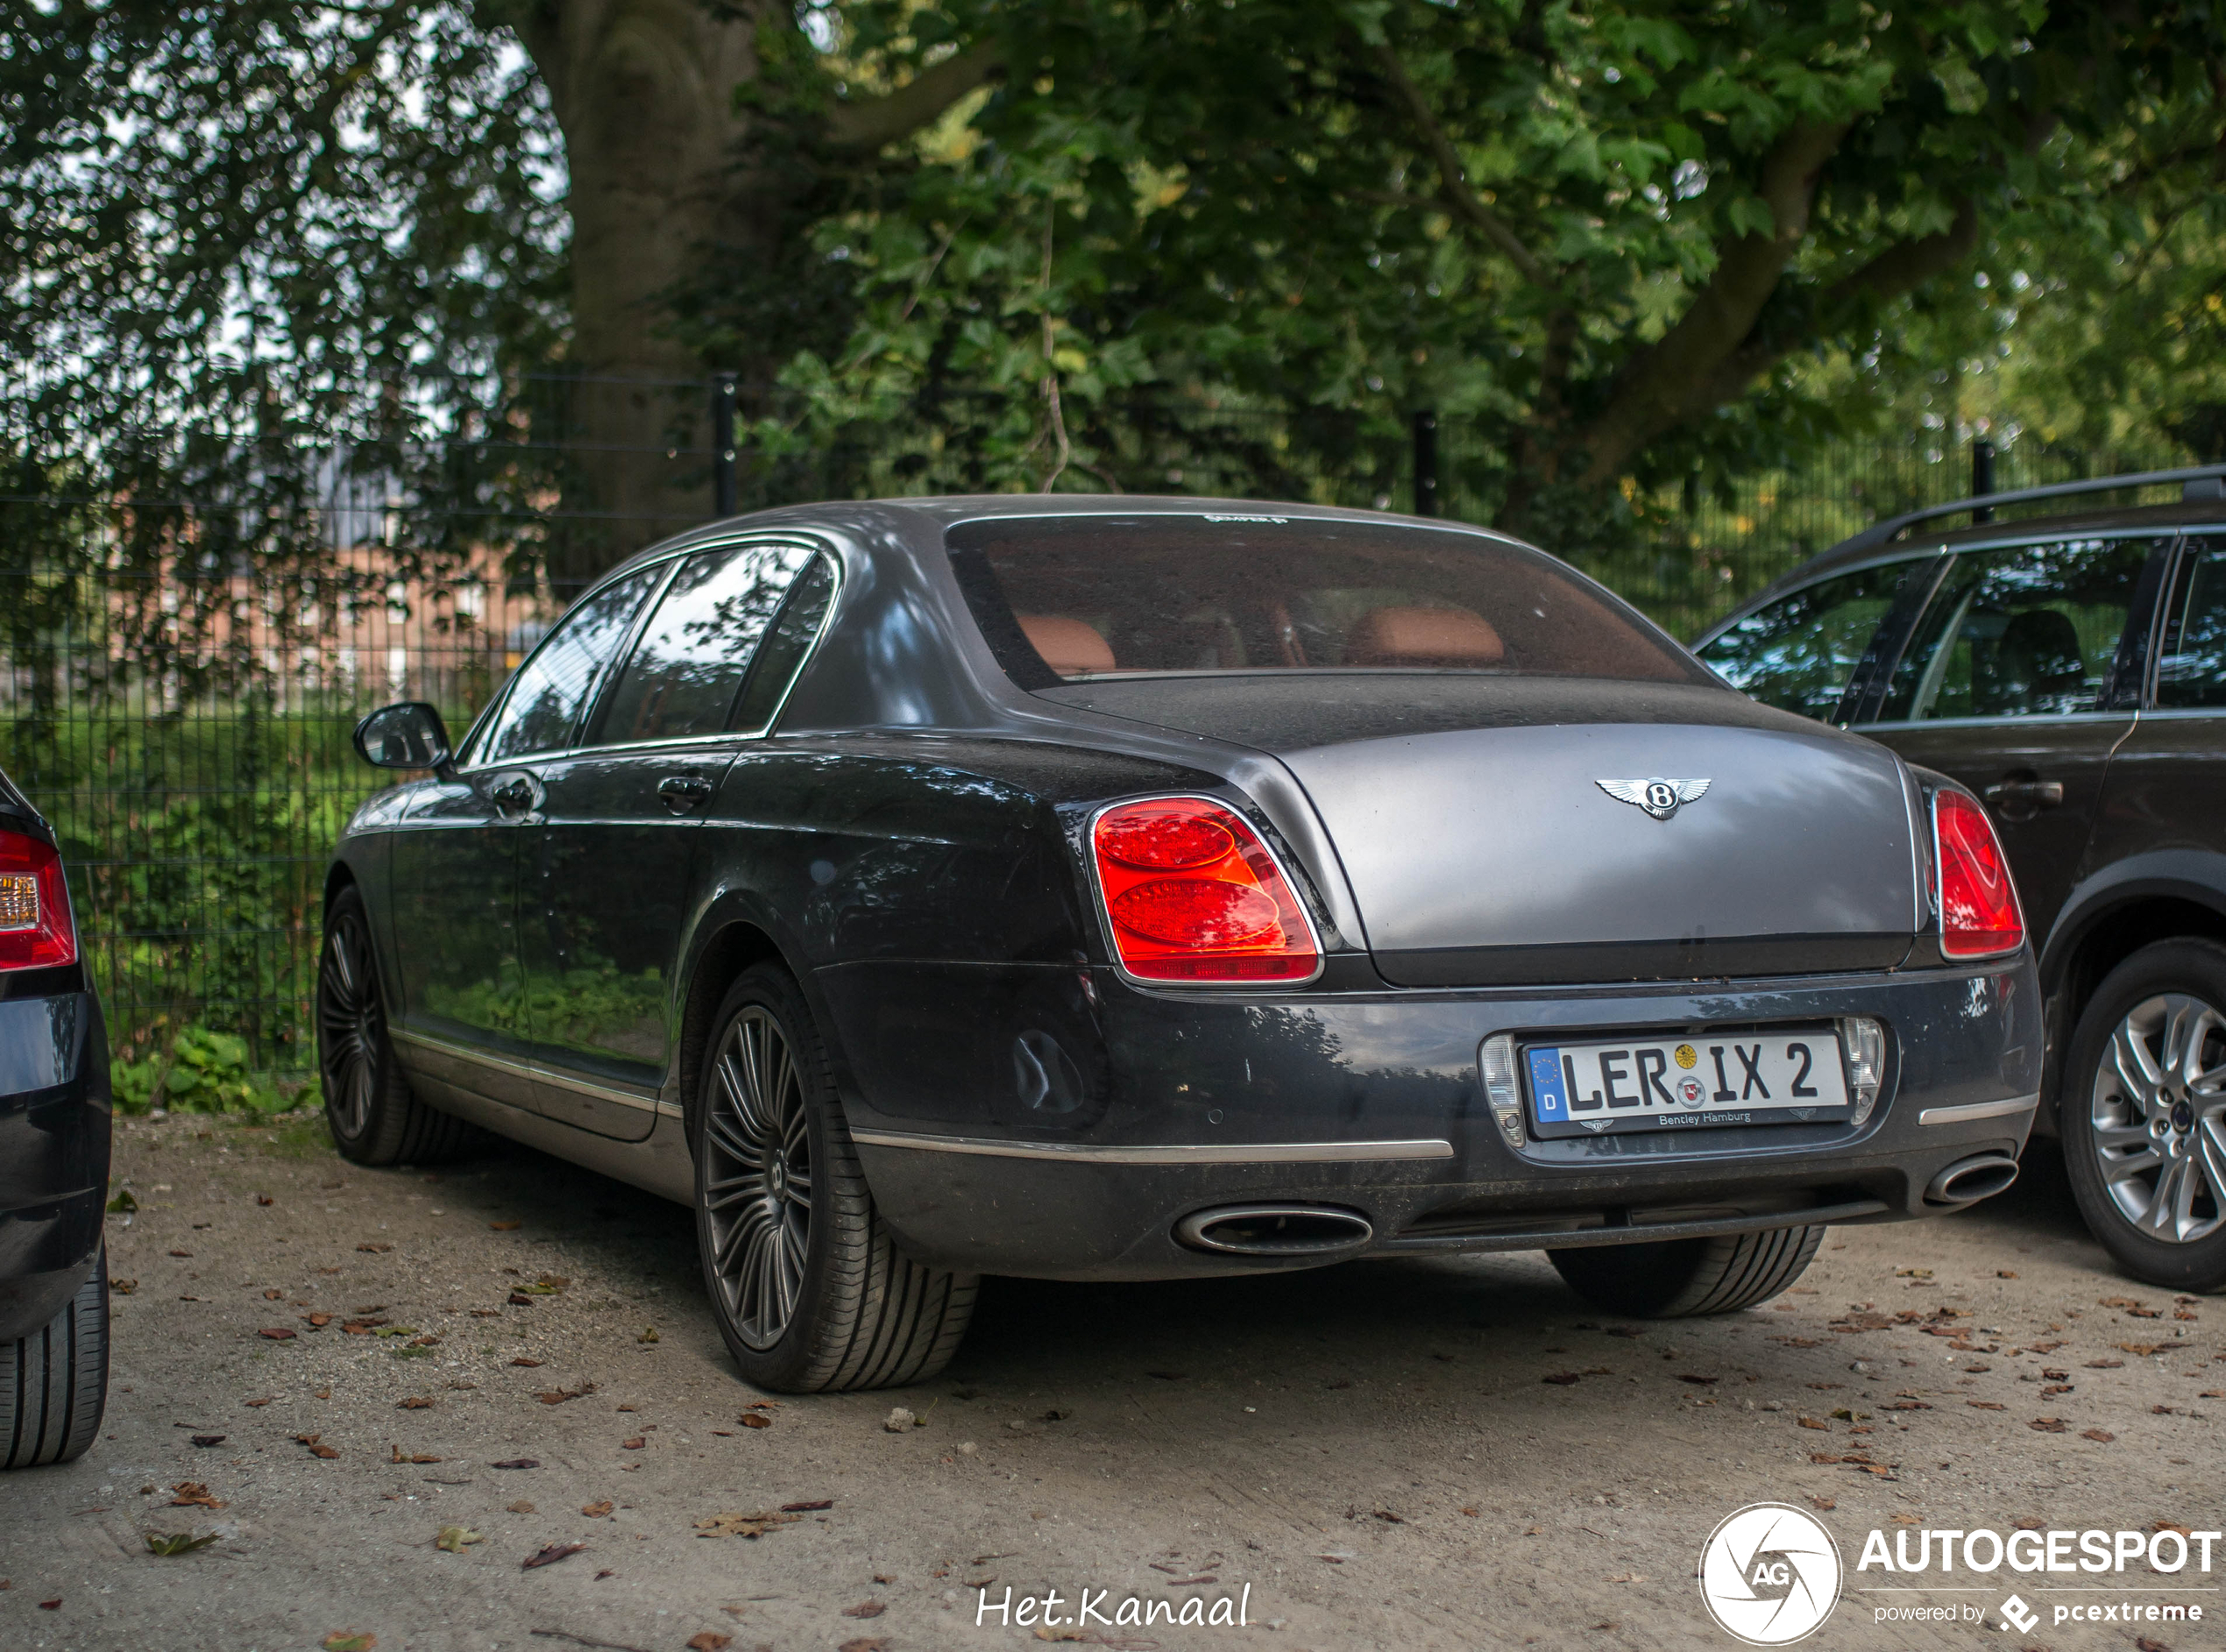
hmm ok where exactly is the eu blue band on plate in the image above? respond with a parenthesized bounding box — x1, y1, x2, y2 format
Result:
(1527, 1046, 1566, 1121)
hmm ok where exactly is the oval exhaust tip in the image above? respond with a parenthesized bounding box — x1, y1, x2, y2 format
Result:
(1174, 1204, 1374, 1257)
(1925, 1154, 2019, 1206)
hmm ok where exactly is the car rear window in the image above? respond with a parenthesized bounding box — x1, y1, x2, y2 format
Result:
(946, 514, 1706, 688)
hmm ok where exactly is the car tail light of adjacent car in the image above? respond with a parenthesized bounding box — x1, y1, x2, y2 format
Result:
(0, 828, 77, 972)
(1091, 798, 1321, 982)
(1933, 788, 2024, 959)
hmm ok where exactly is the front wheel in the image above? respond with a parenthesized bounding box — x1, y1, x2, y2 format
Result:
(2061, 939, 2226, 1291)
(693, 965, 976, 1393)
(1, 1246, 108, 1469)
(318, 884, 477, 1166)
(1548, 1224, 1825, 1318)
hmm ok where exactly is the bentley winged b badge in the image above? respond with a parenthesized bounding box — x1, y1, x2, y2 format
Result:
(1597, 776, 1712, 821)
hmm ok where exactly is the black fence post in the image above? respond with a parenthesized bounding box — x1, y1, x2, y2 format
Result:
(1412, 409, 1439, 517)
(711, 372, 738, 519)
(1971, 437, 1996, 524)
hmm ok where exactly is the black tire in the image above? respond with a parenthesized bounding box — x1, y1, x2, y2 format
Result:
(692, 964, 976, 1393)
(1549, 1224, 1826, 1318)
(2, 1247, 109, 1469)
(318, 883, 478, 1166)
(2060, 939, 2226, 1292)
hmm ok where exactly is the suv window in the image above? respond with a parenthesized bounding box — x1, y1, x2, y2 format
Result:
(2156, 537, 2226, 710)
(475, 567, 663, 763)
(1696, 562, 1917, 721)
(586, 542, 819, 745)
(1878, 537, 2152, 722)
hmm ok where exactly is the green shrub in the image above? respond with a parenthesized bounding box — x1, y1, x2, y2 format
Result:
(111, 1020, 301, 1116)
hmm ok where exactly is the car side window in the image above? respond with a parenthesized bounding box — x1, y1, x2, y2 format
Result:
(476, 567, 663, 763)
(1877, 536, 2152, 722)
(731, 554, 837, 732)
(1695, 563, 1918, 721)
(2156, 537, 2226, 710)
(586, 543, 819, 746)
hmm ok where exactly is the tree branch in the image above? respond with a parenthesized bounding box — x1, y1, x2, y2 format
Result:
(1367, 41, 1552, 289)
(1570, 118, 1850, 485)
(822, 40, 1005, 156)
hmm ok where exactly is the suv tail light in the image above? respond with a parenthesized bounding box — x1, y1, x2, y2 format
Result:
(1934, 789, 2023, 958)
(1091, 798, 1321, 982)
(0, 828, 77, 972)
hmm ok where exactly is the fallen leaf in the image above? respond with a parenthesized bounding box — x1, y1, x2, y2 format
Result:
(256, 1194, 273, 1206)
(189, 1433, 225, 1447)
(779, 1500, 833, 1513)
(489, 1220, 521, 1230)
(302, 1313, 332, 1329)
(398, 1396, 436, 1410)
(244, 1398, 272, 1408)
(2118, 1343, 2168, 1357)
(322, 1635, 375, 1652)
(357, 1243, 392, 1253)
(2137, 1639, 2173, 1652)
(686, 1636, 732, 1652)
(738, 1414, 770, 1429)
(2029, 1417, 2066, 1433)
(1678, 1374, 1719, 1385)
(258, 1328, 296, 1341)
(435, 1526, 481, 1553)
(2083, 1429, 2116, 1443)
(1542, 1372, 1582, 1386)
(1996, 1269, 2017, 1279)
(507, 1293, 534, 1306)
(507, 1500, 535, 1514)
(1967, 1400, 2006, 1409)
(389, 1446, 443, 1464)
(521, 1542, 585, 1570)
(535, 1383, 595, 1406)
(1797, 1417, 1829, 1430)
(1891, 1514, 1921, 1526)
(1896, 1268, 1933, 1279)
(637, 1327, 659, 1344)
(838, 1641, 890, 1652)
(39, 1598, 60, 1610)
(842, 1601, 887, 1619)
(1771, 1336, 1822, 1348)
(145, 1531, 218, 1556)
(170, 1483, 225, 1509)
(106, 1189, 138, 1214)
(263, 1288, 283, 1301)
(510, 1358, 543, 1367)
(110, 1278, 137, 1295)
(492, 1459, 539, 1470)
(694, 1510, 801, 1540)
(622, 1437, 646, 1450)
(1884, 1400, 1932, 1411)
(2087, 1358, 2125, 1369)
(169, 1249, 191, 1258)
(1808, 1497, 1836, 1511)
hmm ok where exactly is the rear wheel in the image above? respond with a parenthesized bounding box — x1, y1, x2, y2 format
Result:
(1, 1247, 108, 1469)
(318, 884, 477, 1166)
(1549, 1225, 1825, 1318)
(2061, 940, 2226, 1291)
(693, 965, 976, 1393)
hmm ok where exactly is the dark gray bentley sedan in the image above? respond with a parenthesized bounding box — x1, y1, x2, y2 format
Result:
(324, 500, 2041, 1392)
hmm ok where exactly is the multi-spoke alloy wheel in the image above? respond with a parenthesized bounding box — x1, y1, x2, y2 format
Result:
(315, 884, 474, 1166)
(2088, 992, 2226, 1244)
(2066, 939, 2226, 1291)
(691, 964, 979, 1393)
(701, 1006, 813, 1350)
(318, 903, 384, 1142)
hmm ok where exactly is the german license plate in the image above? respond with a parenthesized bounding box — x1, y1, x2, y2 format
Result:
(1523, 1027, 1851, 1138)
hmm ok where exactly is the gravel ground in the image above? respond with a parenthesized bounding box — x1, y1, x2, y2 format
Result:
(2, 1112, 2220, 1652)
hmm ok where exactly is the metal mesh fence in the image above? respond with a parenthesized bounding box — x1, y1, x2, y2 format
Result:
(0, 376, 2201, 1081)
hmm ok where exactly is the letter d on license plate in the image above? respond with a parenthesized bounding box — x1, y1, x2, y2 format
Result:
(1519, 1026, 1852, 1138)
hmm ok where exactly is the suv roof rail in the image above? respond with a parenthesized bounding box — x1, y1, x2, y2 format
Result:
(1829, 461, 2226, 561)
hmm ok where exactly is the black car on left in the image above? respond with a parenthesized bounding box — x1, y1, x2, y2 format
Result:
(0, 763, 110, 1467)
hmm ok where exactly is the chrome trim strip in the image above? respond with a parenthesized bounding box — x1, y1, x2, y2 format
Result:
(393, 1030, 663, 1112)
(1918, 1093, 2039, 1127)
(849, 1130, 1453, 1164)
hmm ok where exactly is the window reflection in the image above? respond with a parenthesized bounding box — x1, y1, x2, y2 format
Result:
(591, 544, 819, 743)
(479, 569, 662, 762)
(1698, 564, 1914, 721)
(2157, 538, 2226, 710)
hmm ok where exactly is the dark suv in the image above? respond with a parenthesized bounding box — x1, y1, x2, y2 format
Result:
(1697, 464, 2226, 1291)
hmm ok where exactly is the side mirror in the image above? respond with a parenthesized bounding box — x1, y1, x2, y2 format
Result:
(353, 702, 455, 778)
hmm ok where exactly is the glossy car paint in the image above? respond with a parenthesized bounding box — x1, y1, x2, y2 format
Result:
(334, 498, 2038, 1279)
(0, 769, 110, 1341)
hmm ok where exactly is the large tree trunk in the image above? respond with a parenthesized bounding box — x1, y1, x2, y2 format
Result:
(520, 0, 769, 587)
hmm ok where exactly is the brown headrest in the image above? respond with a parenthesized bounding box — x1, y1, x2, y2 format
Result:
(1017, 613, 1117, 676)
(1344, 605, 1505, 667)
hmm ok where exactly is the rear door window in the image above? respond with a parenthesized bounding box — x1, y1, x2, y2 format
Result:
(1877, 537, 2152, 722)
(946, 514, 1710, 687)
(585, 542, 820, 745)
(1696, 562, 1922, 722)
(2155, 537, 2226, 709)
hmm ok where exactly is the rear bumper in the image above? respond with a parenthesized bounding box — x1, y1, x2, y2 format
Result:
(828, 953, 2040, 1280)
(0, 981, 110, 1342)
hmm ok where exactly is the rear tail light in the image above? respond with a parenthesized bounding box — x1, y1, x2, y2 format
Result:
(1933, 789, 2024, 958)
(1091, 798, 1321, 982)
(0, 828, 77, 972)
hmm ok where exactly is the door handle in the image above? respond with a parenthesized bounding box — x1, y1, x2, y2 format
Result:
(1982, 778, 2065, 813)
(488, 775, 541, 818)
(656, 774, 715, 815)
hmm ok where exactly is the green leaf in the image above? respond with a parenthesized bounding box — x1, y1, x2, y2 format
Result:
(145, 1530, 218, 1556)
(435, 1525, 482, 1554)
(106, 1188, 138, 1215)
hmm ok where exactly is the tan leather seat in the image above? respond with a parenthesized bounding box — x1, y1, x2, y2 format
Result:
(1343, 605, 1505, 668)
(1017, 614, 1117, 676)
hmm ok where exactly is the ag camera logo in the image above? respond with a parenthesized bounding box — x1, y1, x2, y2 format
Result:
(1698, 1503, 1843, 1644)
